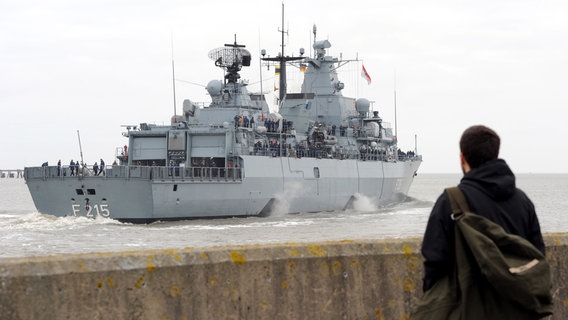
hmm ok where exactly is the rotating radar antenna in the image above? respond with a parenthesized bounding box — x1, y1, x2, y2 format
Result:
(208, 36, 251, 83)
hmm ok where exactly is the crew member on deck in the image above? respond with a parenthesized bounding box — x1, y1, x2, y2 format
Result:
(99, 159, 105, 176)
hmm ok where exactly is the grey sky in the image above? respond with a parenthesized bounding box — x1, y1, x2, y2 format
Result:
(1, 0, 567, 173)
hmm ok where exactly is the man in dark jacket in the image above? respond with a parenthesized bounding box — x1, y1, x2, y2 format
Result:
(421, 125, 545, 292)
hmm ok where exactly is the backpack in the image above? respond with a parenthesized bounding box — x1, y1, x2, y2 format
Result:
(412, 187, 553, 319)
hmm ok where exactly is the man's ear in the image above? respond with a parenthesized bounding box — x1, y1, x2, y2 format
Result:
(460, 152, 471, 174)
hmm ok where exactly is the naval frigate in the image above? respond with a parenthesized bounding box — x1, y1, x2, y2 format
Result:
(24, 23, 422, 223)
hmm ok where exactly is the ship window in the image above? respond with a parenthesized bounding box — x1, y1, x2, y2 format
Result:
(75, 189, 84, 195)
(173, 184, 178, 192)
(87, 189, 96, 195)
(314, 167, 320, 178)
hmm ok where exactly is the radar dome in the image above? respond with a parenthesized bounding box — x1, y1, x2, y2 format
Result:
(355, 98, 370, 113)
(206, 80, 223, 96)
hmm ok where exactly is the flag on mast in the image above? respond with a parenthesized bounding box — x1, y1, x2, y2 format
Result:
(361, 65, 372, 85)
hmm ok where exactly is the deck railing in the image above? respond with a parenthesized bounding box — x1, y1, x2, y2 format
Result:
(24, 166, 243, 182)
(24, 153, 421, 181)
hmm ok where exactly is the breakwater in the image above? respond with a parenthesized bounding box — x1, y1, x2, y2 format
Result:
(1, 234, 566, 319)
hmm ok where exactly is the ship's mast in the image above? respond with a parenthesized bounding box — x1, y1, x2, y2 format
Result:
(279, 3, 286, 100)
(394, 71, 398, 139)
(171, 34, 177, 116)
(261, 3, 303, 104)
(76, 130, 84, 167)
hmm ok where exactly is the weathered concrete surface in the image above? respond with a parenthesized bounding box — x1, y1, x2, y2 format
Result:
(0, 233, 566, 320)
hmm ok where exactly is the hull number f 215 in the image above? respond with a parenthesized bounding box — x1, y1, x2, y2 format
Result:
(71, 204, 111, 218)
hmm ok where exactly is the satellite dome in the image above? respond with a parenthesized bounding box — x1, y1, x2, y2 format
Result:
(355, 98, 370, 113)
(206, 80, 223, 96)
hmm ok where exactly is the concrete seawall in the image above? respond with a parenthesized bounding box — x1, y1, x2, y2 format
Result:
(1, 233, 566, 319)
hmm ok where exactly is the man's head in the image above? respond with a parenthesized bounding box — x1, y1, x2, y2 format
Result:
(459, 125, 500, 172)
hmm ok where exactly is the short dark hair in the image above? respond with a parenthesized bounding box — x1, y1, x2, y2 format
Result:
(459, 125, 500, 168)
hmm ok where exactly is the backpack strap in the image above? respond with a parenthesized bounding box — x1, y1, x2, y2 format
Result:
(445, 187, 471, 220)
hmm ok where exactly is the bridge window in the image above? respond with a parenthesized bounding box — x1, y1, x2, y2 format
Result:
(314, 167, 320, 178)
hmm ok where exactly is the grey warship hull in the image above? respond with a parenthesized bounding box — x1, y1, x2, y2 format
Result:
(25, 156, 420, 223)
(24, 19, 422, 223)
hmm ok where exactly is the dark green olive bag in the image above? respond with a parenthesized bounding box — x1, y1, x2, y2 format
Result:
(412, 187, 553, 319)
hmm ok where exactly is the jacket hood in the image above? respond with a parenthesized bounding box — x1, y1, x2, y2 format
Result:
(461, 159, 516, 200)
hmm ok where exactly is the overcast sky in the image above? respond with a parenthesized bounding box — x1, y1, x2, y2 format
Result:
(1, 0, 567, 173)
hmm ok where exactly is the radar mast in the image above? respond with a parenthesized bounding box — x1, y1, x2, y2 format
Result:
(208, 35, 251, 84)
(261, 3, 304, 103)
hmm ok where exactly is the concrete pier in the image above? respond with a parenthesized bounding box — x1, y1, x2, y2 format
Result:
(1, 234, 566, 319)
(0, 169, 23, 178)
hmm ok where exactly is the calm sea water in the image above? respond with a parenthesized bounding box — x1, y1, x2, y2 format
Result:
(0, 174, 566, 258)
